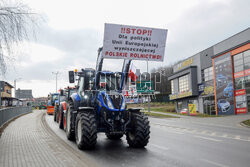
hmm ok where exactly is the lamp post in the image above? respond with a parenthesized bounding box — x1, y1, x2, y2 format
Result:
(52, 72, 59, 93)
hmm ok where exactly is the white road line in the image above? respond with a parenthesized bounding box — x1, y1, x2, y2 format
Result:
(150, 144, 170, 151)
(200, 158, 229, 167)
(194, 135, 222, 142)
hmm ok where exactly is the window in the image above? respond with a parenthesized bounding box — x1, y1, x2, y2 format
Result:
(234, 77, 245, 90)
(171, 80, 174, 94)
(234, 65, 244, 73)
(245, 75, 250, 94)
(177, 101, 182, 110)
(203, 67, 213, 82)
(179, 75, 189, 92)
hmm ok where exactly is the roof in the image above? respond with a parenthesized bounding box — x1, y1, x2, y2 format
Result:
(4, 82, 14, 88)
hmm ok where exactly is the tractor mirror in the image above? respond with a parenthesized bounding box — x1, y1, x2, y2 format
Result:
(69, 71, 75, 83)
(60, 89, 64, 96)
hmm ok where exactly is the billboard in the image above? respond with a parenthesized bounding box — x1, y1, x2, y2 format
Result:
(102, 23, 168, 62)
(213, 53, 235, 115)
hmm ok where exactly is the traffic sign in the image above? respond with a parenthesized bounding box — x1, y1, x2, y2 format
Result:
(136, 81, 154, 93)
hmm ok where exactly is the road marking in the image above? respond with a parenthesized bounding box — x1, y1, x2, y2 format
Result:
(151, 144, 169, 151)
(210, 132, 216, 136)
(200, 158, 229, 167)
(194, 135, 222, 142)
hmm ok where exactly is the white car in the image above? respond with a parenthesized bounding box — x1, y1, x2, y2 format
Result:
(217, 99, 230, 112)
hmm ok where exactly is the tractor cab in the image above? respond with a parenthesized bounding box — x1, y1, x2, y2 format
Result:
(47, 93, 59, 115)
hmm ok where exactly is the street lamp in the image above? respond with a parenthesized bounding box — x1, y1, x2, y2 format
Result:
(52, 71, 59, 93)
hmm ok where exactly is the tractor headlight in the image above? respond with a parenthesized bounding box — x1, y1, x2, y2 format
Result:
(121, 98, 126, 110)
(84, 95, 88, 99)
(107, 97, 114, 109)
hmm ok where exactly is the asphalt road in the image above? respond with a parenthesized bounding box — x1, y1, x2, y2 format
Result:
(45, 112, 250, 167)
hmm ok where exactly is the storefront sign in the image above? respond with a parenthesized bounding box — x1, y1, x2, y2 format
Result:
(102, 23, 168, 62)
(234, 69, 250, 78)
(235, 89, 246, 96)
(188, 104, 197, 115)
(202, 86, 214, 95)
(169, 91, 192, 100)
(236, 108, 247, 114)
(198, 83, 204, 94)
(174, 58, 193, 72)
(234, 71, 244, 78)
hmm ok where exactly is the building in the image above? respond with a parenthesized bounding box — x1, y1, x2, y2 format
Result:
(168, 28, 250, 115)
(0, 81, 15, 107)
(15, 88, 33, 99)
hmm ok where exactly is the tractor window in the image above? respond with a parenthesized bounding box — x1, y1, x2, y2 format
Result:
(99, 73, 121, 91)
(84, 71, 95, 90)
(78, 77, 84, 95)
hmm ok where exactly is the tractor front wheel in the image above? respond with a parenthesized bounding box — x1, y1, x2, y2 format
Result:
(75, 112, 97, 150)
(126, 112, 150, 148)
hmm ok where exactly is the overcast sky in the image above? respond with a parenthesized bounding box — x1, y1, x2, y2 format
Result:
(2, 0, 250, 97)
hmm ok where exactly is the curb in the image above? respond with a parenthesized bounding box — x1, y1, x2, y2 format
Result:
(240, 122, 250, 128)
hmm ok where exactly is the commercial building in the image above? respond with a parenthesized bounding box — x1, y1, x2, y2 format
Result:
(168, 28, 250, 115)
(15, 88, 33, 100)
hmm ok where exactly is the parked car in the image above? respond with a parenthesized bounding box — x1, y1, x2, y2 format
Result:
(223, 82, 234, 97)
(217, 99, 230, 112)
(180, 108, 188, 114)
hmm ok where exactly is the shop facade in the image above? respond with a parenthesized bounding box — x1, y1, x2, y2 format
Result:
(169, 28, 250, 115)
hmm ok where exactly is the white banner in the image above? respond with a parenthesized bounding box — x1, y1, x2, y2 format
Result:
(102, 23, 168, 62)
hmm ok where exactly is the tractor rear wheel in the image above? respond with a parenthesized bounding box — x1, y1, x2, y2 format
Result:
(106, 133, 123, 140)
(126, 112, 150, 148)
(65, 106, 75, 140)
(53, 110, 57, 122)
(75, 112, 97, 150)
(58, 106, 64, 129)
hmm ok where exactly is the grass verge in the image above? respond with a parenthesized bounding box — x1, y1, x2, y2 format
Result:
(142, 111, 179, 118)
(242, 119, 250, 127)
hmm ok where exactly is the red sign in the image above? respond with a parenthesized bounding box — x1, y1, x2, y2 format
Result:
(236, 108, 247, 114)
(235, 89, 246, 96)
(234, 71, 244, 78)
(234, 69, 250, 78)
(245, 69, 250, 76)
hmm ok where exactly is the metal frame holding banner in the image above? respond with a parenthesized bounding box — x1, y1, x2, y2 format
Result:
(213, 52, 235, 115)
(102, 23, 168, 62)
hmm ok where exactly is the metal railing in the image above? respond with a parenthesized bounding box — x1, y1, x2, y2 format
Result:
(0, 106, 32, 128)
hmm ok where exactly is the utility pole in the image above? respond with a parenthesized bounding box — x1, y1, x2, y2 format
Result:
(52, 72, 59, 93)
(147, 58, 150, 113)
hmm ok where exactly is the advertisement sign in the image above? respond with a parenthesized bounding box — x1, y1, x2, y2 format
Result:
(169, 91, 192, 100)
(102, 23, 168, 61)
(235, 89, 246, 96)
(214, 53, 235, 115)
(188, 104, 197, 115)
(236, 108, 247, 114)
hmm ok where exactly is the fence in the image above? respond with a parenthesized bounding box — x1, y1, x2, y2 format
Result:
(0, 106, 32, 128)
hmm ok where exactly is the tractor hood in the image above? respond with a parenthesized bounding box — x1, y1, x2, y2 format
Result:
(98, 91, 126, 111)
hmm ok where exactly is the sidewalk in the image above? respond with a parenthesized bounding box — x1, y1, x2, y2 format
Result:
(0, 110, 95, 167)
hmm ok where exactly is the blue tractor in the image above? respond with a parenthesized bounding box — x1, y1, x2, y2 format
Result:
(65, 48, 150, 150)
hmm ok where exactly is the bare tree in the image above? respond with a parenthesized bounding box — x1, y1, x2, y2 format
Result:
(0, 1, 38, 76)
